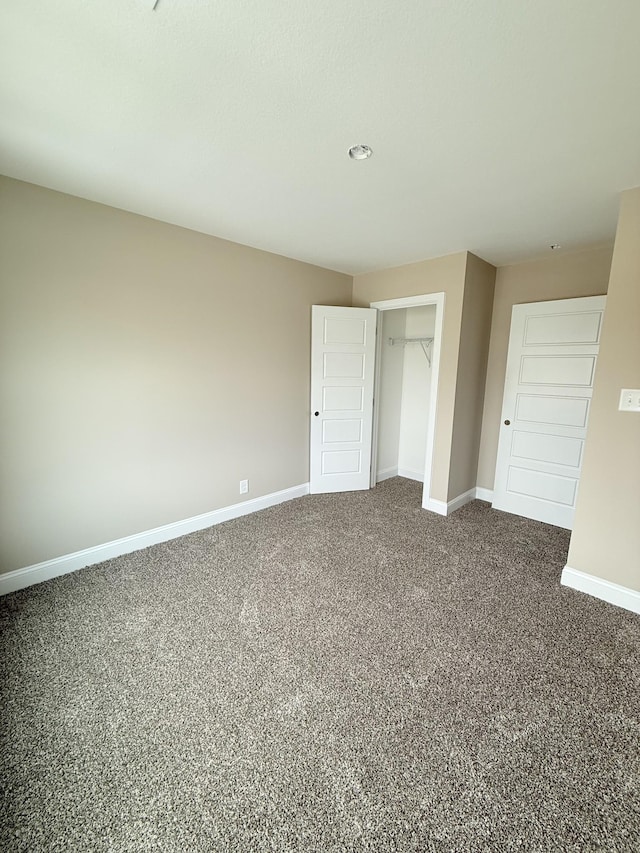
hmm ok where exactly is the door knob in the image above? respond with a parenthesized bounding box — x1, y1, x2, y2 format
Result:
(314, 411, 320, 416)
(504, 419, 511, 426)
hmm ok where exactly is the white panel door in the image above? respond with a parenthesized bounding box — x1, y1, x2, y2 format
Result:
(492, 296, 606, 529)
(310, 305, 377, 493)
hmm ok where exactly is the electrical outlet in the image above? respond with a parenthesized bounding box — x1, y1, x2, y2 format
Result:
(239, 479, 249, 495)
(618, 389, 640, 412)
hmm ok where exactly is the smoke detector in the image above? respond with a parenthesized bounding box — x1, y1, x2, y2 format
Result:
(348, 144, 373, 160)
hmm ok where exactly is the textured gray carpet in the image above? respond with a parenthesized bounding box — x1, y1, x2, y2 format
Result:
(1, 478, 639, 852)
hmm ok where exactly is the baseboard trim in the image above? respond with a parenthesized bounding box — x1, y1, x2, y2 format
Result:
(424, 498, 448, 516)
(0, 483, 310, 597)
(397, 467, 424, 483)
(561, 566, 640, 615)
(424, 487, 478, 517)
(376, 466, 398, 483)
(447, 488, 477, 513)
(475, 487, 494, 503)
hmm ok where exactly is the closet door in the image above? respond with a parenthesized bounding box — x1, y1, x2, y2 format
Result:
(309, 306, 377, 493)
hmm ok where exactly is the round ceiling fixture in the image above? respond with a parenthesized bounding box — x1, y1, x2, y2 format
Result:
(348, 144, 373, 160)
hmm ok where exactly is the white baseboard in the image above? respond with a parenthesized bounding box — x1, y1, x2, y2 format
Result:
(376, 466, 398, 483)
(0, 483, 310, 597)
(475, 487, 494, 503)
(376, 467, 425, 483)
(424, 498, 448, 515)
(424, 487, 477, 516)
(561, 566, 640, 615)
(397, 467, 424, 483)
(447, 488, 477, 513)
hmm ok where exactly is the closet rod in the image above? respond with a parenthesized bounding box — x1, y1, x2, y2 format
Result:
(388, 336, 434, 366)
(388, 336, 434, 346)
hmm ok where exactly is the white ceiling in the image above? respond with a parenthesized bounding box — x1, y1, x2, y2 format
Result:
(2, 1, 640, 274)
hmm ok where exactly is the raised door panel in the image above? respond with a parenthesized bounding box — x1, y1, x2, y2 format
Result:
(524, 311, 603, 345)
(511, 431, 583, 468)
(515, 395, 590, 428)
(520, 356, 596, 387)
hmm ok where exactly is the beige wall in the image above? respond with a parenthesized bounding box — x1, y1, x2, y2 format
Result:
(0, 177, 351, 573)
(477, 244, 613, 490)
(567, 189, 640, 592)
(449, 254, 495, 498)
(353, 251, 483, 503)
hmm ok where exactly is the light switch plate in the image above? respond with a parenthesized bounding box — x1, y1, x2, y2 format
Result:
(618, 389, 640, 412)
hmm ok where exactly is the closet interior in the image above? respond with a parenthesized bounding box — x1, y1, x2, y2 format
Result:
(375, 304, 437, 485)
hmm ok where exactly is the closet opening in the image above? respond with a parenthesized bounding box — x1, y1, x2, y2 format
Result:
(369, 293, 445, 511)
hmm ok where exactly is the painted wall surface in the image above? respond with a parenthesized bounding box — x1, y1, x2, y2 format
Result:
(0, 178, 351, 573)
(477, 245, 613, 491)
(353, 252, 468, 503)
(448, 254, 495, 499)
(567, 189, 640, 593)
(376, 309, 406, 477)
(398, 305, 436, 480)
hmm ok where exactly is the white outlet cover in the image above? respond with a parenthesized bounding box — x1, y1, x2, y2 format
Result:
(618, 389, 640, 412)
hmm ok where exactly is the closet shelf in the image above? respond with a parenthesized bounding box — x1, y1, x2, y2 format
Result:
(388, 336, 434, 365)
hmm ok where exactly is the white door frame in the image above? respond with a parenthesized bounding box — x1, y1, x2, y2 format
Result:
(369, 292, 445, 511)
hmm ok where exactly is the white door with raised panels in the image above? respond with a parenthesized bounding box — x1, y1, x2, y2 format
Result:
(492, 295, 606, 529)
(310, 306, 377, 493)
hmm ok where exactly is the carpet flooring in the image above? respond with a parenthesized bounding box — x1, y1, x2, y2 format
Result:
(1, 478, 639, 852)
